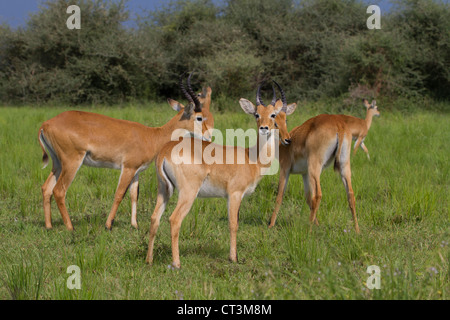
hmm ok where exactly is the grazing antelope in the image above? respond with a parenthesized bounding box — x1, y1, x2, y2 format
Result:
(38, 73, 211, 231)
(268, 108, 360, 233)
(337, 99, 380, 159)
(146, 82, 297, 268)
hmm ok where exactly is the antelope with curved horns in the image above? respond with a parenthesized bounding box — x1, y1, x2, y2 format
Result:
(146, 81, 297, 268)
(38, 73, 212, 231)
(337, 99, 380, 160)
(269, 106, 360, 233)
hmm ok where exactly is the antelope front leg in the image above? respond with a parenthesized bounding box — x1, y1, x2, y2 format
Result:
(360, 142, 370, 160)
(353, 137, 365, 156)
(269, 168, 290, 228)
(228, 192, 243, 263)
(169, 191, 197, 269)
(105, 168, 136, 230)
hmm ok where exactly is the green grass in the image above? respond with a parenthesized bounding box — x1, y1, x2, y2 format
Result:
(0, 102, 448, 300)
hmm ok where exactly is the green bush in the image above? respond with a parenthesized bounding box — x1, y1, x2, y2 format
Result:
(0, 0, 448, 106)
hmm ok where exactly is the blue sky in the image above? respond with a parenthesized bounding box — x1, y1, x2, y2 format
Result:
(0, 0, 167, 27)
(0, 0, 394, 28)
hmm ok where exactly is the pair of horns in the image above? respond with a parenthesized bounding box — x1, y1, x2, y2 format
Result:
(180, 72, 202, 112)
(256, 80, 287, 110)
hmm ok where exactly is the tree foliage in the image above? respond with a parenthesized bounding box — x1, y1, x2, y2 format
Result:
(0, 0, 448, 105)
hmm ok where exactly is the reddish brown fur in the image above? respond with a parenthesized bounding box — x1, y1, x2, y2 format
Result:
(146, 99, 296, 268)
(336, 99, 380, 159)
(269, 114, 360, 234)
(39, 103, 210, 231)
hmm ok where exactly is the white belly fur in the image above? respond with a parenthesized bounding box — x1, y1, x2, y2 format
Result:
(197, 177, 260, 198)
(197, 177, 227, 198)
(83, 153, 121, 170)
(292, 158, 308, 174)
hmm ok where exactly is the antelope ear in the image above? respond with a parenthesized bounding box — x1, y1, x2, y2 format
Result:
(274, 100, 284, 115)
(285, 103, 297, 116)
(168, 98, 184, 112)
(371, 100, 377, 108)
(239, 98, 256, 115)
(201, 86, 212, 98)
(362, 99, 370, 109)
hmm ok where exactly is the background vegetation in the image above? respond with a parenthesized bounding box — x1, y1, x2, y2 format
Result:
(0, 0, 449, 106)
(0, 103, 448, 300)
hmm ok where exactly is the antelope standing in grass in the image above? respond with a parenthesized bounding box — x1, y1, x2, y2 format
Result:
(337, 99, 380, 159)
(146, 82, 296, 268)
(38, 73, 212, 231)
(130, 85, 215, 221)
(269, 106, 360, 233)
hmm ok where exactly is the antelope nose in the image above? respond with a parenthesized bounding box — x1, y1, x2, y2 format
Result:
(259, 126, 269, 135)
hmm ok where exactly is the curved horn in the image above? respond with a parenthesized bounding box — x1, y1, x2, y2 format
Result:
(273, 80, 287, 110)
(187, 72, 202, 112)
(271, 85, 277, 106)
(179, 73, 194, 105)
(256, 83, 266, 107)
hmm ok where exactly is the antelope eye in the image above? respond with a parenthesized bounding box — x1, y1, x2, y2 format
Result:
(271, 114, 276, 119)
(196, 117, 203, 122)
(254, 113, 260, 119)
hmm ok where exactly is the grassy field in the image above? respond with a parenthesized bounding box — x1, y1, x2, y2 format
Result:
(0, 101, 448, 300)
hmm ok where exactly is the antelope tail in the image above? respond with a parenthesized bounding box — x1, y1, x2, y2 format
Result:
(334, 132, 345, 172)
(158, 158, 175, 198)
(38, 129, 49, 169)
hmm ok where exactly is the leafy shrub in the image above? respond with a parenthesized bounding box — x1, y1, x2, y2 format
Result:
(0, 0, 448, 105)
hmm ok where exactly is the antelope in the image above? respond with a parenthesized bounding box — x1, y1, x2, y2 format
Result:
(337, 99, 380, 159)
(130, 85, 215, 220)
(198, 86, 214, 131)
(268, 107, 360, 233)
(146, 82, 297, 268)
(38, 73, 212, 231)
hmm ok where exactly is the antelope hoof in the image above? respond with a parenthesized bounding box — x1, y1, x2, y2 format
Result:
(171, 262, 181, 270)
(105, 219, 114, 231)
